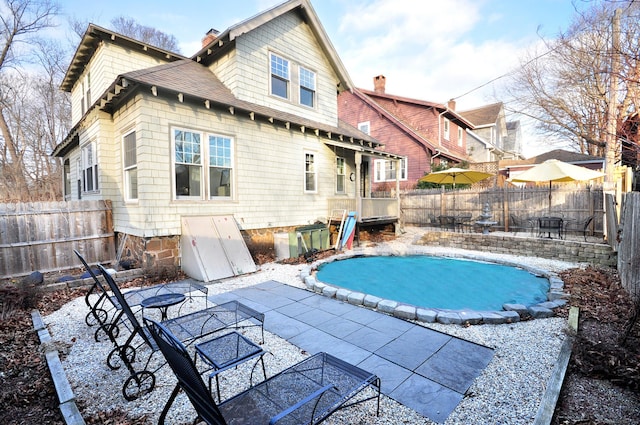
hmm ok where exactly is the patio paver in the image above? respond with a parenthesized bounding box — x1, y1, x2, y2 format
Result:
(208, 280, 494, 423)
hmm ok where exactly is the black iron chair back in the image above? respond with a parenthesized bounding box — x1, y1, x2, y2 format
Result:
(145, 316, 381, 425)
(145, 318, 227, 425)
(74, 249, 122, 342)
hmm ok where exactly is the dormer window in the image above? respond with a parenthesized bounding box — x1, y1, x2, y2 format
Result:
(270, 53, 289, 99)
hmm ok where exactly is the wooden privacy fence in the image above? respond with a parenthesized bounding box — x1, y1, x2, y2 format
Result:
(401, 184, 604, 235)
(0, 200, 115, 279)
(618, 192, 640, 302)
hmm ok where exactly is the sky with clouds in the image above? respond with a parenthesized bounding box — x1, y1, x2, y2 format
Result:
(58, 0, 586, 156)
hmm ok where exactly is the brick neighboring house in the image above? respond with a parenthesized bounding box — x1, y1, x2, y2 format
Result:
(459, 102, 524, 162)
(338, 75, 474, 191)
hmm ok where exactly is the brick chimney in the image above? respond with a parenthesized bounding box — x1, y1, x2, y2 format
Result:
(373, 75, 386, 94)
(202, 28, 219, 48)
(448, 99, 456, 110)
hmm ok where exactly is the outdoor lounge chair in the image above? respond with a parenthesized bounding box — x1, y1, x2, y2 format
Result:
(75, 249, 208, 341)
(74, 250, 126, 343)
(97, 264, 266, 401)
(144, 317, 381, 425)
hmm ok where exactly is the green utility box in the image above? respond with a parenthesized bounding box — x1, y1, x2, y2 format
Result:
(289, 224, 330, 257)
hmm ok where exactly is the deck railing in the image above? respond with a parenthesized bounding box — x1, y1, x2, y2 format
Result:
(328, 197, 399, 221)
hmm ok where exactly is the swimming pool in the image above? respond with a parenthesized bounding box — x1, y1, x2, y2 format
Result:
(316, 255, 549, 311)
(301, 254, 566, 324)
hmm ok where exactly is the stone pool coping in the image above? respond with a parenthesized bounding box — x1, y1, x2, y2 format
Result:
(300, 251, 568, 325)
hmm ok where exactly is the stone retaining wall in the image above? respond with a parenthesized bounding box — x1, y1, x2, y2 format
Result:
(415, 232, 617, 267)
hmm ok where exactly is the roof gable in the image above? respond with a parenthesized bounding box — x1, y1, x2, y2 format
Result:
(61, 24, 186, 92)
(191, 0, 353, 92)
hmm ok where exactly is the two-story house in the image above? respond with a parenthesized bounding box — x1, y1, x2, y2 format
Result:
(338, 75, 474, 191)
(459, 102, 524, 162)
(52, 0, 404, 277)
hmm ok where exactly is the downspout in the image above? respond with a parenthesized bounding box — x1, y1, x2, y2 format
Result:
(431, 149, 442, 170)
(437, 108, 448, 148)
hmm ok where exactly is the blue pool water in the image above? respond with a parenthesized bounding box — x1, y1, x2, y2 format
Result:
(316, 255, 549, 311)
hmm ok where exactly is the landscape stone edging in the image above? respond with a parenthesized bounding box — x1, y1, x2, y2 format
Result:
(303, 251, 569, 325)
(31, 310, 86, 425)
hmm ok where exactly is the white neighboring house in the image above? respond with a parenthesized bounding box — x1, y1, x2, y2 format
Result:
(53, 0, 403, 271)
(459, 102, 524, 162)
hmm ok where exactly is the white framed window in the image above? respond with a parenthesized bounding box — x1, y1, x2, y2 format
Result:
(336, 157, 346, 193)
(358, 121, 370, 135)
(374, 158, 407, 182)
(299, 66, 316, 107)
(305, 152, 317, 193)
(174, 129, 202, 198)
(444, 118, 450, 140)
(458, 127, 463, 147)
(81, 72, 91, 115)
(270, 53, 289, 99)
(172, 127, 235, 200)
(81, 142, 98, 192)
(76, 158, 82, 199)
(123, 131, 137, 201)
(208, 134, 233, 198)
(63, 159, 71, 199)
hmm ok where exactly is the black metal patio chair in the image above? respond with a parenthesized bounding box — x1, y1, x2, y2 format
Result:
(563, 215, 594, 241)
(97, 264, 266, 401)
(75, 249, 209, 341)
(144, 317, 381, 425)
(74, 250, 125, 343)
(509, 214, 534, 236)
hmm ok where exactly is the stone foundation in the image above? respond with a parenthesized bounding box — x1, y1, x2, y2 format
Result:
(117, 233, 180, 271)
(415, 231, 617, 267)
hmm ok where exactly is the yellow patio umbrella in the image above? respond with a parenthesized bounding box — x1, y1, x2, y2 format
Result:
(420, 167, 494, 213)
(509, 159, 605, 213)
(419, 167, 493, 188)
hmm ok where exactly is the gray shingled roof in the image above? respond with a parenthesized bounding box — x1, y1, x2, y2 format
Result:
(459, 102, 503, 127)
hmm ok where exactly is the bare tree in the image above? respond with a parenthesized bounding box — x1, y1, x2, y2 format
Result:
(0, 0, 62, 201)
(503, 1, 640, 157)
(110, 16, 181, 53)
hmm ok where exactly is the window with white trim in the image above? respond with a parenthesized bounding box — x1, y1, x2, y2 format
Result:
(174, 129, 202, 198)
(358, 121, 370, 135)
(270, 53, 289, 99)
(123, 131, 137, 200)
(208, 134, 233, 198)
(444, 118, 450, 140)
(63, 159, 71, 199)
(81, 142, 98, 192)
(81, 72, 91, 115)
(76, 158, 82, 199)
(172, 128, 235, 200)
(336, 157, 346, 193)
(374, 158, 407, 182)
(305, 152, 317, 192)
(458, 127, 463, 147)
(299, 66, 316, 107)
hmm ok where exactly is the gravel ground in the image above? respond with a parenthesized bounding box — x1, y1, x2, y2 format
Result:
(44, 227, 580, 424)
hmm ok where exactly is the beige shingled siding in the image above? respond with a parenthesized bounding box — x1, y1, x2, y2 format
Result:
(223, 11, 339, 126)
(70, 43, 175, 125)
(102, 91, 350, 238)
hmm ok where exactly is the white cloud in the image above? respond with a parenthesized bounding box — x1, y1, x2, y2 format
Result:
(334, 0, 530, 109)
